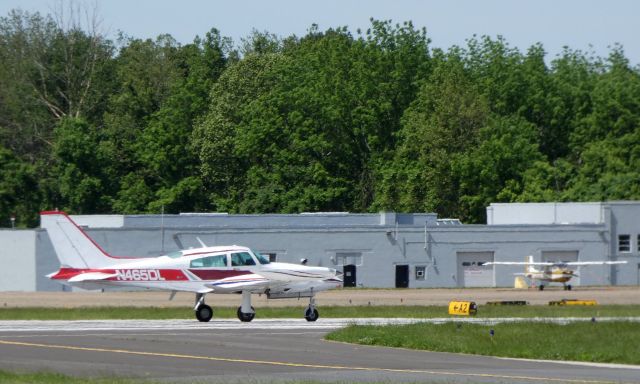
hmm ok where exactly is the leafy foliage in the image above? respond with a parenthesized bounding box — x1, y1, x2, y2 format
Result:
(1, 8, 639, 226)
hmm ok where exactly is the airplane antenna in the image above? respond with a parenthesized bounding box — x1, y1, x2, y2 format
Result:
(196, 237, 207, 248)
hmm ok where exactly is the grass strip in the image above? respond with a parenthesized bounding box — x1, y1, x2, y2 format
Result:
(0, 370, 142, 384)
(0, 369, 443, 384)
(326, 320, 640, 365)
(1, 305, 639, 320)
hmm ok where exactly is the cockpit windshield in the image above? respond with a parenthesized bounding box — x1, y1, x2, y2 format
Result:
(252, 250, 270, 264)
(166, 251, 183, 259)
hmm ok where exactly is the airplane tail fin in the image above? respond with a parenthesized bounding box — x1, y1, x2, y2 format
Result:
(525, 255, 536, 274)
(40, 211, 118, 269)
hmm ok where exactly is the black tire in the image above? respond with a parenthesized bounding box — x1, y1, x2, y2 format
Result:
(237, 306, 255, 322)
(538, 284, 545, 291)
(304, 307, 319, 322)
(567, 284, 572, 291)
(195, 304, 213, 322)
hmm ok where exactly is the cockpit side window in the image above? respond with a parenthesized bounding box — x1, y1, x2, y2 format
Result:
(231, 252, 256, 266)
(190, 254, 228, 268)
(252, 250, 270, 265)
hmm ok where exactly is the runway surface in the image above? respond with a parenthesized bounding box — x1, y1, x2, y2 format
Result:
(1, 319, 639, 383)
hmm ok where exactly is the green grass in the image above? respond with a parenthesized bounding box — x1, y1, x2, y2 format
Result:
(326, 321, 640, 365)
(1, 304, 639, 320)
(0, 370, 440, 384)
(0, 370, 143, 384)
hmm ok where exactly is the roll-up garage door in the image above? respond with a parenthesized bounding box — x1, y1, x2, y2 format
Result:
(457, 252, 494, 287)
(542, 250, 579, 286)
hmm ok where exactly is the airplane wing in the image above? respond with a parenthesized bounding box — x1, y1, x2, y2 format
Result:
(482, 261, 554, 266)
(204, 273, 272, 291)
(484, 261, 627, 266)
(560, 261, 627, 266)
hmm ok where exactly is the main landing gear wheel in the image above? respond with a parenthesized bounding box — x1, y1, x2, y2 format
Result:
(237, 306, 255, 322)
(195, 304, 213, 322)
(538, 284, 545, 291)
(304, 306, 319, 322)
(564, 284, 572, 291)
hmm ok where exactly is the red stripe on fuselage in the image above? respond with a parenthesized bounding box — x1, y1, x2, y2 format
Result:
(50, 268, 189, 281)
(187, 269, 251, 280)
(50, 268, 252, 282)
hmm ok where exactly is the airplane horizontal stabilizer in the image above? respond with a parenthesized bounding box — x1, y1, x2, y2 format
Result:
(486, 260, 627, 266)
(68, 272, 119, 282)
(485, 261, 553, 266)
(563, 261, 627, 266)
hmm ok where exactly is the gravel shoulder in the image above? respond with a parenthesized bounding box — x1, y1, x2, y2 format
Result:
(1, 286, 639, 308)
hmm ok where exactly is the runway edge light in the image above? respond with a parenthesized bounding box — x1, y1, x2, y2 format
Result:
(448, 301, 477, 316)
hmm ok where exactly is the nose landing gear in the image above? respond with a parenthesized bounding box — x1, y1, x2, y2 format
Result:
(304, 296, 319, 322)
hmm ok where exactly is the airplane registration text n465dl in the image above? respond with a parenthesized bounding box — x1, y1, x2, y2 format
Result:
(115, 269, 165, 281)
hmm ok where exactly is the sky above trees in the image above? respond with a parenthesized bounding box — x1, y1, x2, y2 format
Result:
(1, 0, 639, 65)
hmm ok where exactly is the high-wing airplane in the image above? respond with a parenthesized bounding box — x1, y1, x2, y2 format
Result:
(41, 211, 342, 322)
(484, 255, 627, 291)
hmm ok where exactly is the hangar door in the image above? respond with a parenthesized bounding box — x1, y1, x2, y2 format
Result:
(542, 250, 579, 286)
(457, 252, 494, 287)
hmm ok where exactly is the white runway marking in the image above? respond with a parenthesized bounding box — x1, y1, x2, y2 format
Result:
(1, 317, 639, 332)
(495, 356, 640, 371)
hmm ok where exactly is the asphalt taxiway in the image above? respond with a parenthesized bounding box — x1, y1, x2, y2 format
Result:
(1, 319, 639, 383)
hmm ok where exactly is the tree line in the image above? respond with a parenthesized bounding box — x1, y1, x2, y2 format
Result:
(1, 9, 639, 227)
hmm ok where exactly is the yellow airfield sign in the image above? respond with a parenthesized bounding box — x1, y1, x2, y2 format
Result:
(448, 301, 478, 316)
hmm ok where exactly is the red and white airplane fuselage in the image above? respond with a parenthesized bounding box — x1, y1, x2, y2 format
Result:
(48, 247, 341, 294)
(42, 211, 342, 322)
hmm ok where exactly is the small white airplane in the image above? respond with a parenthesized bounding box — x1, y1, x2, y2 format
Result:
(41, 211, 342, 322)
(484, 255, 627, 291)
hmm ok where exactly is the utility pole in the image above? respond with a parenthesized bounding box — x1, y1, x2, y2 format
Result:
(161, 206, 165, 254)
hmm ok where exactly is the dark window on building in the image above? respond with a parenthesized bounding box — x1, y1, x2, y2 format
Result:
(415, 266, 426, 280)
(264, 253, 277, 262)
(619, 235, 631, 252)
(335, 252, 362, 266)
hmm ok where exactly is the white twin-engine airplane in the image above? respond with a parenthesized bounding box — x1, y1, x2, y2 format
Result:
(42, 211, 342, 322)
(484, 255, 627, 291)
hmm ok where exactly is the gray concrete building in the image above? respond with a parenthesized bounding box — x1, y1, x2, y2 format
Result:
(0, 201, 638, 291)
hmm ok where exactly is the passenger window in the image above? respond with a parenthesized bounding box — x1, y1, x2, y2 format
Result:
(231, 252, 256, 266)
(207, 255, 227, 267)
(190, 255, 227, 268)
